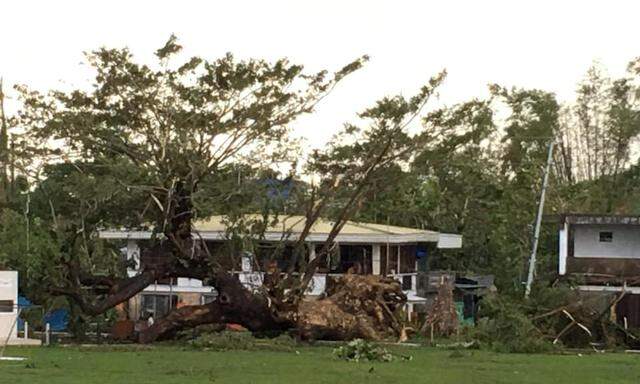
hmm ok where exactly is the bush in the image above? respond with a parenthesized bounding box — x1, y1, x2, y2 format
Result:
(333, 339, 394, 362)
(473, 295, 554, 353)
(190, 331, 255, 350)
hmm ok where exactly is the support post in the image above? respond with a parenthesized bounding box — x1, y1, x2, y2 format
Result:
(372, 245, 381, 275)
(45, 323, 50, 346)
(525, 141, 554, 298)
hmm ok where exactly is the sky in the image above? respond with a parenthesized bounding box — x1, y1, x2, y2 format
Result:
(2, 0, 640, 149)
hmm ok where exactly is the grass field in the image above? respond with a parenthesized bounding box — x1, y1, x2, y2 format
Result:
(1, 345, 639, 384)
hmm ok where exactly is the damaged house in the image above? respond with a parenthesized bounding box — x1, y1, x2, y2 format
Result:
(99, 216, 462, 324)
(557, 214, 640, 328)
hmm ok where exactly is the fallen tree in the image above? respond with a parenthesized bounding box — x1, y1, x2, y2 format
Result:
(14, 35, 446, 342)
(141, 274, 407, 343)
(474, 286, 640, 352)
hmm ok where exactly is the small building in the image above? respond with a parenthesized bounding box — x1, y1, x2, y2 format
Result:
(99, 215, 462, 321)
(0, 271, 18, 341)
(557, 214, 640, 328)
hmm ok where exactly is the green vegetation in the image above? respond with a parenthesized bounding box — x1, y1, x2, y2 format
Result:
(187, 331, 297, 352)
(1, 345, 639, 384)
(472, 294, 556, 353)
(333, 339, 394, 362)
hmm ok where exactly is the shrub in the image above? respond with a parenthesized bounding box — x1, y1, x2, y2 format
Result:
(333, 339, 394, 362)
(190, 331, 256, 351)
(473, 295, 554, 353)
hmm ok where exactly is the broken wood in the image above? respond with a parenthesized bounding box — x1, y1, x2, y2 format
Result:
(553, 309, 592, 345)
(420, 275, 458, 336)
(531, 306, 566, 321)
(297, 275, 407, 340)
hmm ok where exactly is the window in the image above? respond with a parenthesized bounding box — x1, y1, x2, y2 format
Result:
(399, 245, 417, 273)
(0, 300, 13, 313)
(140, 294, 178, 319)
(599, 231, 613, 243)
(401, 275, 413, 290)
(332, 245, 373, 274)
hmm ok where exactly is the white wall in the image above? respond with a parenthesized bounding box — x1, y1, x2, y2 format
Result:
(0, 271, 18, 340)
(437, 233, 463, 249)
(574, 224, 640, 259)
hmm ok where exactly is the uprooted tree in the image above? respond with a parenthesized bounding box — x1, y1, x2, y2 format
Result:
(9, 35, 447, 342)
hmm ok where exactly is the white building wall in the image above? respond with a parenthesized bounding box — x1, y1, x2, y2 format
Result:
(0, 271, 18, 341)
(574, 224, 640, 259)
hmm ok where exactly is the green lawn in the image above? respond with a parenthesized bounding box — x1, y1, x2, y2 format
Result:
(1, 345, 639, 384)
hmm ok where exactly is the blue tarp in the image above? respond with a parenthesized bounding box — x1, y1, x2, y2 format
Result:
(18, 296, 32, 308)
(17, 296, 69, 332)
(43, 309, 69, 332)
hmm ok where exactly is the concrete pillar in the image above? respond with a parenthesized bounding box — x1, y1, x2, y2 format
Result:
(372, 245, 381, 275)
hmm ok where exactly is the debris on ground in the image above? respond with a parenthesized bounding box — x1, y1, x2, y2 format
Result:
(333, 339, 394, 362)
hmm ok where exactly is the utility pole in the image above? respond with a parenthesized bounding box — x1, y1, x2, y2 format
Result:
(524, 140, 554, 298)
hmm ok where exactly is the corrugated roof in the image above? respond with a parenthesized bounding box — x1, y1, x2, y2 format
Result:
(99, 214, 461, 246)
(194, 215, 437, 236)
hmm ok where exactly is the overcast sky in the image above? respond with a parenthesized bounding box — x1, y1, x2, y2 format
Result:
(2, 0, 639, 148)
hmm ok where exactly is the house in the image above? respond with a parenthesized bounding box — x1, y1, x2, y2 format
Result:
(557, 214, 640, 328)
(0, 271, 40, 346)
(99, 215, 462, 321)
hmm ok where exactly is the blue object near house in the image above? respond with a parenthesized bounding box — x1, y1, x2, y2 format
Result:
(416, 246, 428, 272)
(44, 309, 69, 332)
(17, 295, 69, 332)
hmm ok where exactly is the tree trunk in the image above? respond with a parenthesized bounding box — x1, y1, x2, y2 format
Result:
(139, 274, 407, 343)
(139, 272, 292, 343)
